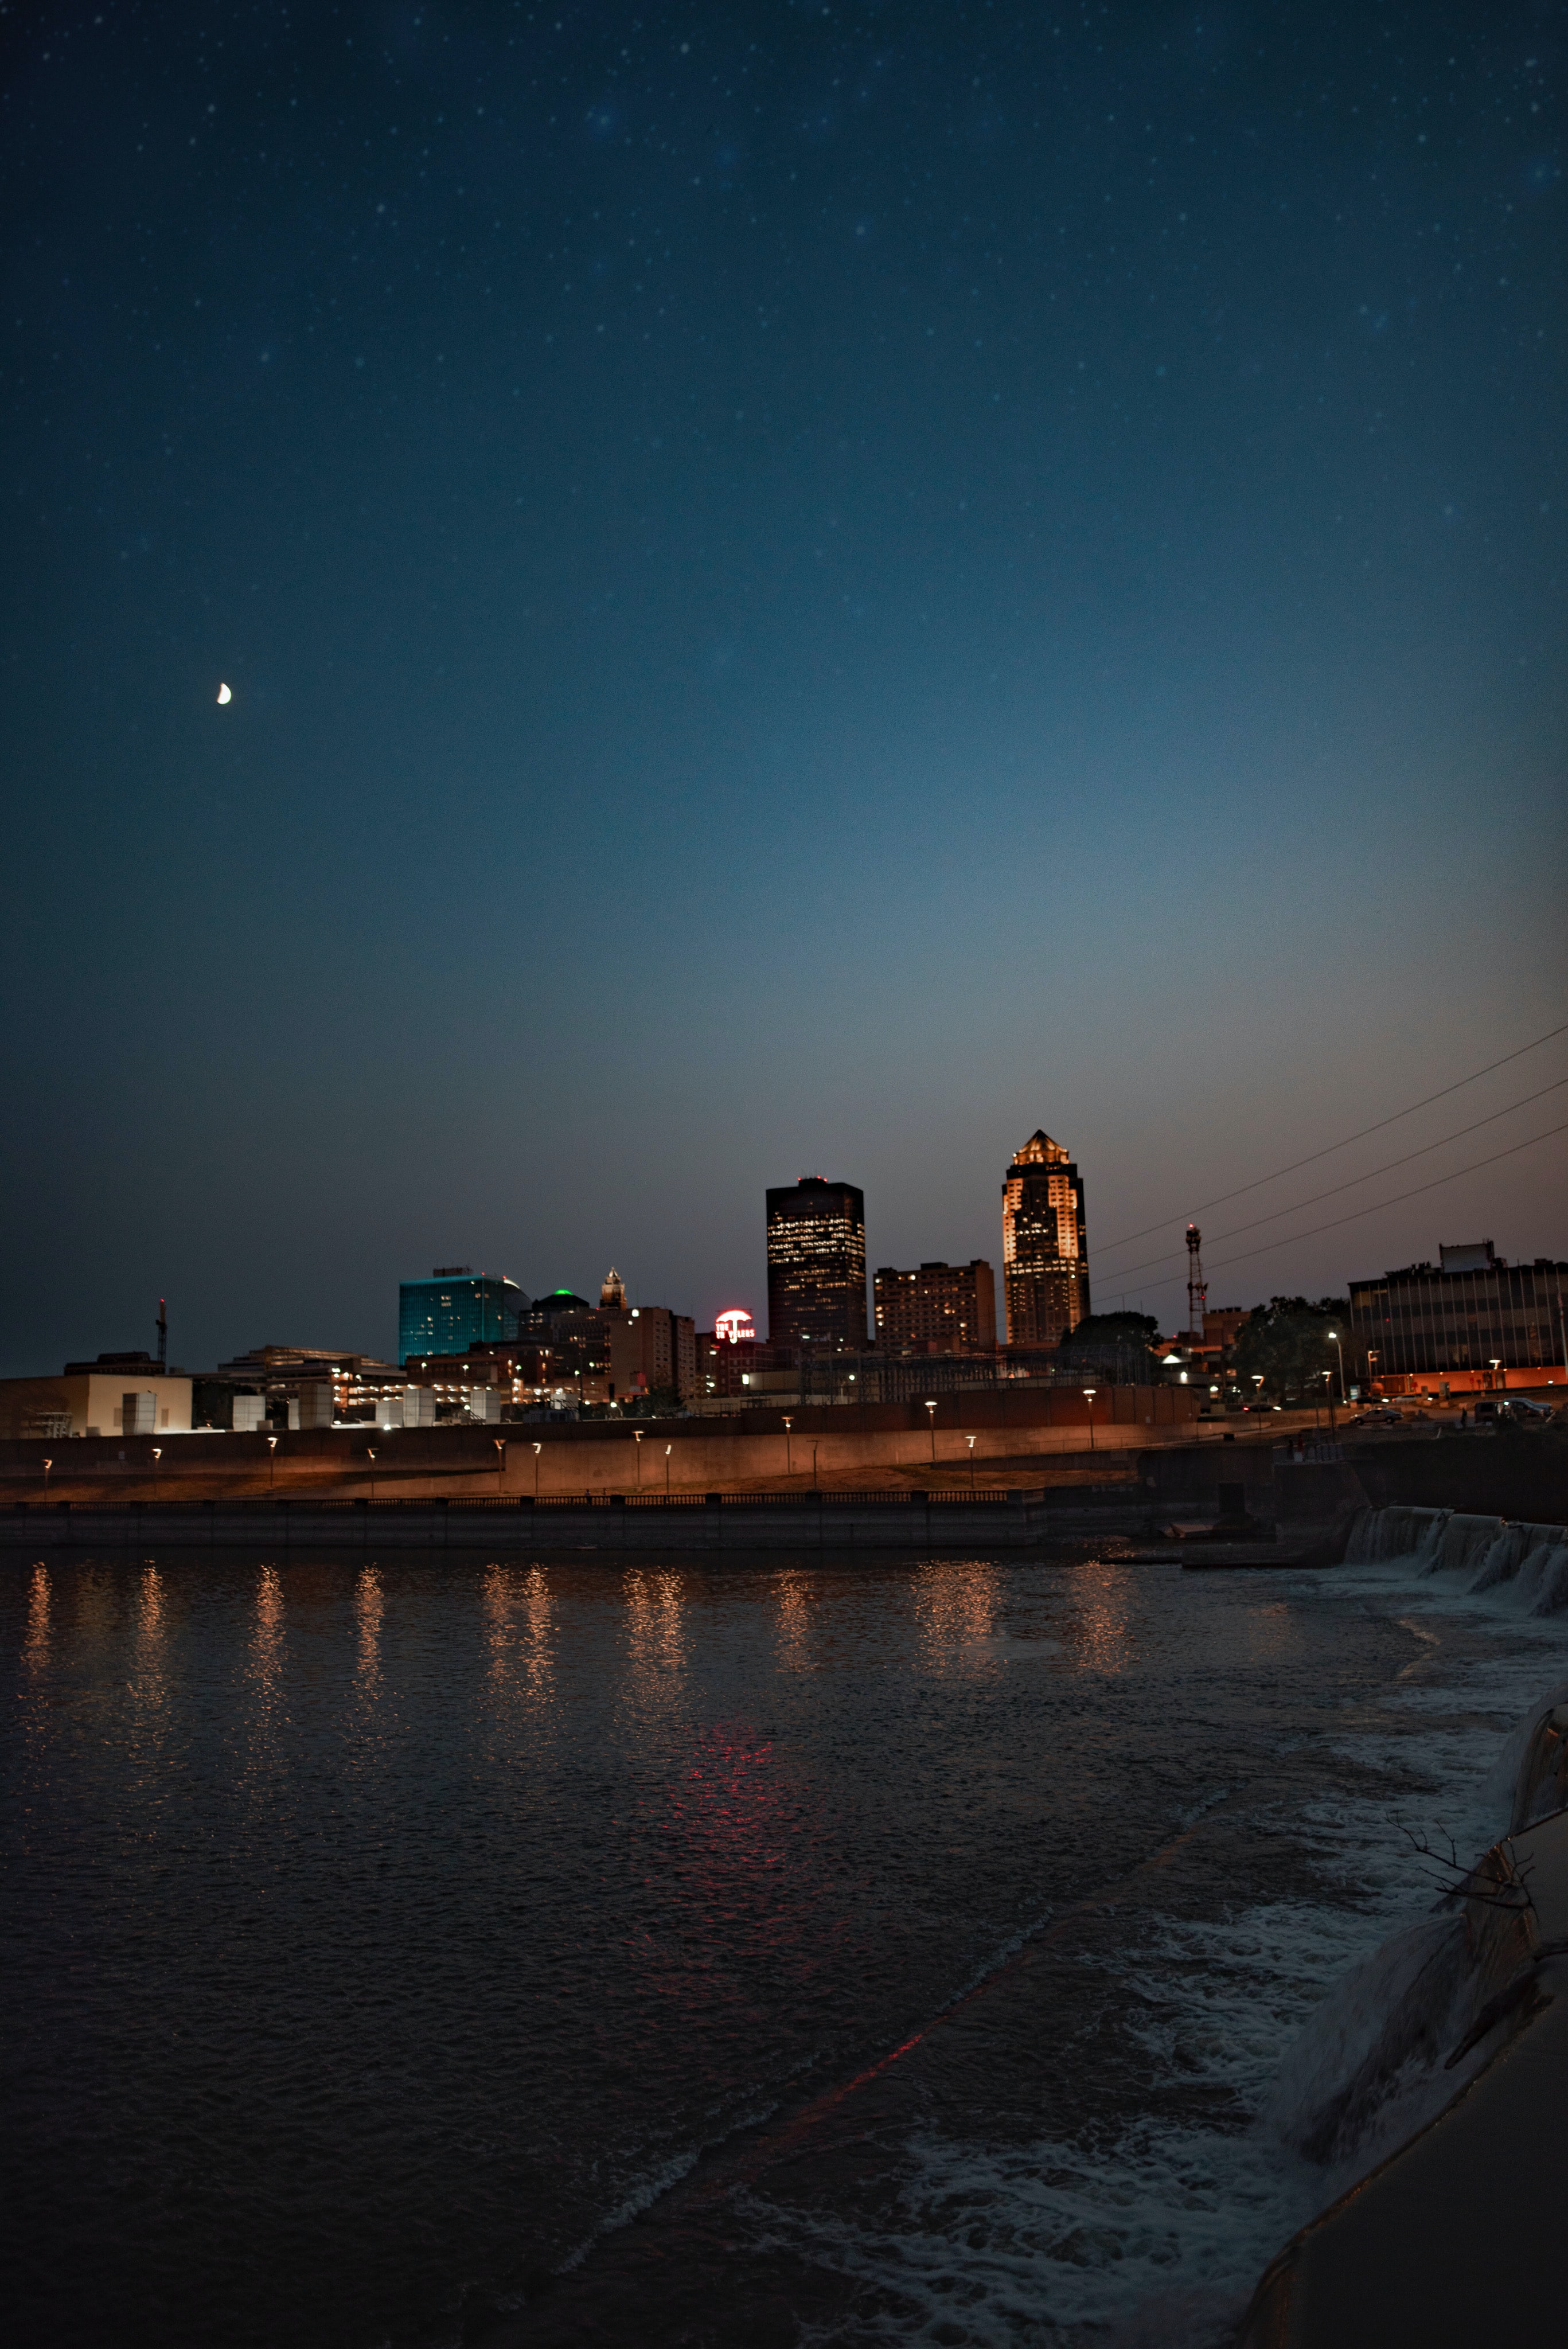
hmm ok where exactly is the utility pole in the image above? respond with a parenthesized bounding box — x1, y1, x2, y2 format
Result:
(157, 1297, 167, 1373)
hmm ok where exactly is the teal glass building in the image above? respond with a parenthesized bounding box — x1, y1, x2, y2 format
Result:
(398, 1269, 526, 1365)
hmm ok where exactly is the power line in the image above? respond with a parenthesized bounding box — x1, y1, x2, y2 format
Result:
(1124, 1120, 1568, 1298)
(1095, 1074, 1568, 1289)
(1092, 1016, 1568, 1265)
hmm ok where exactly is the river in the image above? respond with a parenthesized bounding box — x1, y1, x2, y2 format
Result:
(4, 1521, 1565, 2346)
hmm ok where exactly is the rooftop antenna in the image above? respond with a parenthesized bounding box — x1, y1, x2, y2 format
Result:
(157, 1297, 167, 1373)
(1185, 1226, 1206, 1347)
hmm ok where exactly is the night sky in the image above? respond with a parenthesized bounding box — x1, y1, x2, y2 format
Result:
(2, 1, 1563, 1373)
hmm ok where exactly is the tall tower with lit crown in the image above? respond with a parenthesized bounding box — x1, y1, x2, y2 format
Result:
(1001, 1131, 1090, 1347)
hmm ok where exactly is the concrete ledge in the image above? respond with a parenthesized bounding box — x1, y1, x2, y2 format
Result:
(1240, 1803, 1568, 2347)
(0, 1490, 1145, 1552)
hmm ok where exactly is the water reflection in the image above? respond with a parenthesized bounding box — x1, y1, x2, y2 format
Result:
(354, 1566, 383, 1696)
(625, 1569, 686, 1681)
(1063, 1562, 1133, 1675)
(482, 1563, 555, 1710)
(1245, 1599, 1298, 1663)
(774, 1570, 813, 1673)
(124, 1566, 172, 1782)
(24, 1564, 49, 1672)
(914, 1560, 1000, 1667)
(134, 1565, 167, 1692)
(253, 1565, 284, 1677)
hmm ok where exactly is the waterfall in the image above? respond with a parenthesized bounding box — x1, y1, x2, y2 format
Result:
(1344, 1504, 1568, 1617)
(1342, 1504, 1446, 1566)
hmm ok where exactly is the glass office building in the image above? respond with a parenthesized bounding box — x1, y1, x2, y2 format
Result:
(766, 1177, 868, 1350)
(397, 1268, 526, 1365)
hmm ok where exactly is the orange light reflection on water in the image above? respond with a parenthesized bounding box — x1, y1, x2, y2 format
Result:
(24, 1564, 49, 1672)
(482, 1562, 555, 1710)
(774, 1570, 813, 1673)
(252, 1565, 285, 1699)
(626, 1568, 686, 1687)
(1066, 1561, 1133, 1674)
(354, 1565, 383, 1696)
(914, 1559, 1000, 1667)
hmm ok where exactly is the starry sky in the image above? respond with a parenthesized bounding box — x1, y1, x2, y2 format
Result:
(2, 0, 1564, 1371)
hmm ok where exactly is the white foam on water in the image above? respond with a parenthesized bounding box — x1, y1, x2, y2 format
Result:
(778, 2118, 1316, 2347)
(769, 1515, 1568, 2347)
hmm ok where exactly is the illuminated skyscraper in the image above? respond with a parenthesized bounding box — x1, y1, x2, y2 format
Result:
(766, 1177, 868, 1349)
(1001, 1132, 1090, 1346)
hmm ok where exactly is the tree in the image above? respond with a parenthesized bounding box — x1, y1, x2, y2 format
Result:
(1055, 1312, 1160, 1383)
(1230, 1296, 1351, 1401)
(622, 1385, 685, 1419)
(1064, 1312, 1160, 1347)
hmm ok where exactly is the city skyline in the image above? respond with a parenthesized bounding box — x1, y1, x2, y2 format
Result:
(19, 1063, 1567, 1381)
(2, 3, 1563, 1377)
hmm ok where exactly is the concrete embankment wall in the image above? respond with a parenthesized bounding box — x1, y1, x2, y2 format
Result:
(0, 1488, 1159, 1554)
(0, 1384, 1203, 1497)
(1351, 1429, 1568, 1525)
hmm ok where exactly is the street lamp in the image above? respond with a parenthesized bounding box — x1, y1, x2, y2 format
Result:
(367, 1446, 377, 1500)
(267, 1433, 279, 1489)
(634, 1429, 643, 1488)
(151, 1447, 161, 1465)
(664, 1442, 672, 1494)
(1327, 1329, 1346, 1403)
(494, 1437, 506, 1494)
(966, 1433, 977, 1494)
(532, 1439, 542, 1496)
(925, 1399, 938, 1462)
(42, 1457, 52, 1496)
(782, 1416, 793, 1477)
(1082, 1387, 1097, 1452)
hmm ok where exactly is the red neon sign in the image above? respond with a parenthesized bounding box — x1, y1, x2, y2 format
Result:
(715, 1309, 756, 1345)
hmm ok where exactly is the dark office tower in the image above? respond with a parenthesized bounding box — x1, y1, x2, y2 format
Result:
(1002, 1132, 1090, 1347)
(766, 1177, 868, 1349)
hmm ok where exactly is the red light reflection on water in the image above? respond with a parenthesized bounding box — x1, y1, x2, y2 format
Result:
(626, 1717, 849, 1990)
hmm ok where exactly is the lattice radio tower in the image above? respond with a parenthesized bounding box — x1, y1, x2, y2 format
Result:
(1185, 1224, 1207, 1345)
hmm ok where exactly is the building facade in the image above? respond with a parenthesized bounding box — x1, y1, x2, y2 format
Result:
(765, 1177, 868, 1350)
(0, 1364, 194, 1440)
(696, 1331, 799, 1403)
(1001, 1131, 1090, 1347)
(598, 1286, 699, 1403)
(873, 1260, 997, 1354)
(1348, 1243, 1568, 1377)
(397, 1268, 526, 1365)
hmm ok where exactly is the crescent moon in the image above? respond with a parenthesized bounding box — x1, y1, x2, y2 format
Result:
(216, 682, 232, 704)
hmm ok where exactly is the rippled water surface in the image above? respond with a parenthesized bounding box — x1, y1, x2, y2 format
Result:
(3, 1543, 1563, 2347)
